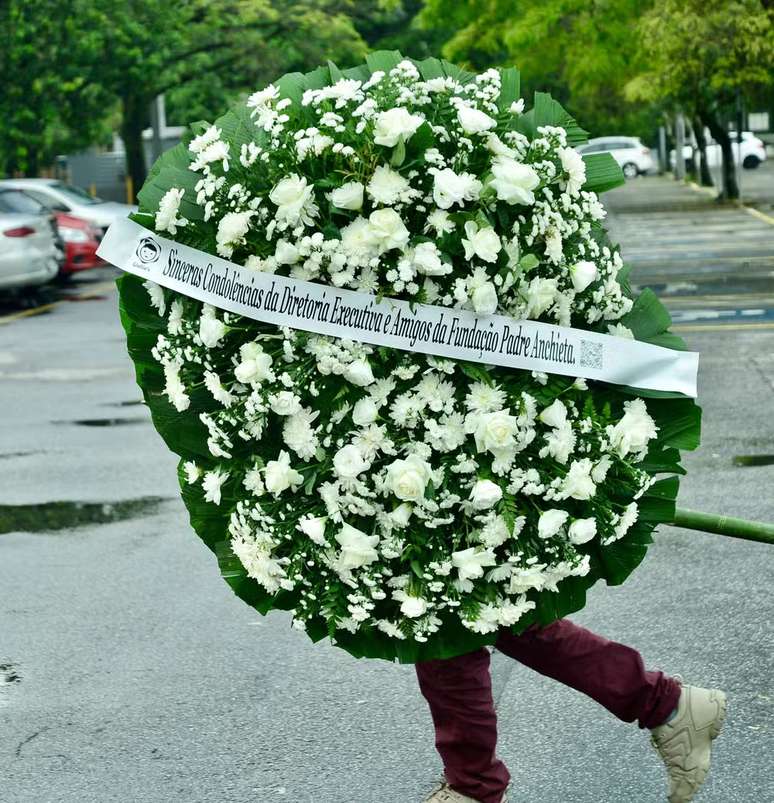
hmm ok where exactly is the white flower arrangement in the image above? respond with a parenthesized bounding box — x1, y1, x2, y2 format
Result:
(122, 53, 698, 662)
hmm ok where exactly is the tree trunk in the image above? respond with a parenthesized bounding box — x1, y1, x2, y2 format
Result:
(685, 120, 698, 183)
(120, 94, 149, 202)
(692, 118, 714, 187)
(700, 110, 739, 200)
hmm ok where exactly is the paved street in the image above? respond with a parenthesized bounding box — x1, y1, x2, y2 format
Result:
(1, 172, 774, 803)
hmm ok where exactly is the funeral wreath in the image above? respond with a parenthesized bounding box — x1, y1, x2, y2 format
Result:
(112, 52, 702, 662)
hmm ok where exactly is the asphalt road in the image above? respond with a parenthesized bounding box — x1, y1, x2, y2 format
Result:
(1, 173, 773, 803)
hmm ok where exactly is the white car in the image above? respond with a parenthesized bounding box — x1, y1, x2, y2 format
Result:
(670, 131, 767, 169)
(576, 136, 656, 179)
(0, 178, 136, 238)
(0, 212, 60, 291)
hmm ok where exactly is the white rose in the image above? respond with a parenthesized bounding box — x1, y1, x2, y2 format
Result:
(462, 221, 501, 264)
(274, 239, 300, 265)
(235, 342, 273, 384)
(400, 595, 428, 618)
(457, 105, 496, 134)
(366, 165, 409, 206)
(298, 515, 327, 545)
(469, 479, 503, 510)
(343, 358, 375, 387)
(539, 399, 567, 428)
(473, 410, 519, 454)
(568, 518, 597, 545)
(389, 502, 413, 528)
(386, 454, 432, 502)
(333, 444, 369, 479)
(608, 398, 658, 458)
(329, 181, 364, 210)
(264, 450, 304, 496)
(471, 282, 498, 315)
(538, 509, 569, 539)
(412, 242, 449, 276)
(569, 260, 598, 292)
(373, 107, 424, 147)
(451, 546, 498, 581)
(269, 391, 301, 416)
(489, 157, 540, 205)
(485, 133, 517, 159)
(431, 167, 482, 209)
(523, 276, 558, 319)
(269, 174, 315, 225)
(335, 523, 379, 572)
(352, 397, 379, 426)
(199, 312, 227, 348)
(368, 208, 410, 252)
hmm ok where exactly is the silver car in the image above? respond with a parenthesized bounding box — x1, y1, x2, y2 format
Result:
(0, 178, 136, 239)
(576, 136, 656, 179)
(0, 212, 60, 291)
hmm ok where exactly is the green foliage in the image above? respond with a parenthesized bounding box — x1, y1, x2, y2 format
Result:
(418, 0, 660, 140)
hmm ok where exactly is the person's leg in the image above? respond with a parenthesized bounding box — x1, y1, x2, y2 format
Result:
(416, 648, 510, 803)
(495, 619, 681, 729)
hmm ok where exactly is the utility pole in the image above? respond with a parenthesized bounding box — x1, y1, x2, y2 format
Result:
(735, 89, 744, 198)
(149, 95, 167, 164)
(658, 126, 667, 175)
(674, 112, 686, 181)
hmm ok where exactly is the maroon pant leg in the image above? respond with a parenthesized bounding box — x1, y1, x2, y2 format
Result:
(495, 619, 681, 729)
(415, 648, 510, 803)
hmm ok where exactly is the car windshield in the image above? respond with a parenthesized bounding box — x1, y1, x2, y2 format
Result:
(0, 189, 47, 215)
(51, 182, 104, 205)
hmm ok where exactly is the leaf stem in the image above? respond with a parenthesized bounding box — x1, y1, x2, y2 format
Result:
(671, 507, 774, 545)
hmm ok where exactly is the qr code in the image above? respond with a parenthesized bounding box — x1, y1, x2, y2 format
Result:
(580, 339, 603, 370)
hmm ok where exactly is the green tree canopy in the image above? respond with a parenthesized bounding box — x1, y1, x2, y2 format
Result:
(627, 0, 774, 198)
(418, 0, 657, 139)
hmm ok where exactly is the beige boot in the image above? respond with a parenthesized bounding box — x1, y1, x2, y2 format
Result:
(422, 779, 508, 803)
(651, 684, 727, 802)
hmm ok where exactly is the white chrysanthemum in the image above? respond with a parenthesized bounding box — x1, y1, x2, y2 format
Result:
(372, 107, 424, 147)
(216, 210, 254, 258)
(144, 280, 166, 316)
(202, 468, 229, 505)
(430, 167, 482, 209)
(559, 147, 586, 195)
(607, 399, 658, 459)
(269, 174, 318, 228)
(366, 165, 410, 206)
(154, 188, 188, 235)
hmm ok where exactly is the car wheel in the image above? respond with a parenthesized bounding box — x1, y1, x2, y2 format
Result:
(742, 155, 761, 169)
(622, 162, 639, 179)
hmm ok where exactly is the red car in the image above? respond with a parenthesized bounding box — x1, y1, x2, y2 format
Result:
(54, 212, 103, 274)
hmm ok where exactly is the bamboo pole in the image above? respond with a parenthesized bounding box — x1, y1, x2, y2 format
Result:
(672, 508, 774, 545)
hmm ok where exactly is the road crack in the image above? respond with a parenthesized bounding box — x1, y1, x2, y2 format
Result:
(15, 727, 49, 759)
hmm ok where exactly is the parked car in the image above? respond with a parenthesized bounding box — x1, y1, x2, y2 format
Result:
(0, 178, 136, 238)
(0, 212, 60, 291)
(0, 187, 64, 270)
(670, 131, 768, 170)
(54, 213, 103, 275)
(575, 136, 656, 179)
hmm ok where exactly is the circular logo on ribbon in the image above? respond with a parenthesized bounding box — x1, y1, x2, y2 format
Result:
(136, 237, 161, 264)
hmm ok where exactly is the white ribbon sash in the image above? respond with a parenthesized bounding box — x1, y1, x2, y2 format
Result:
(98, 218, 698, 397)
